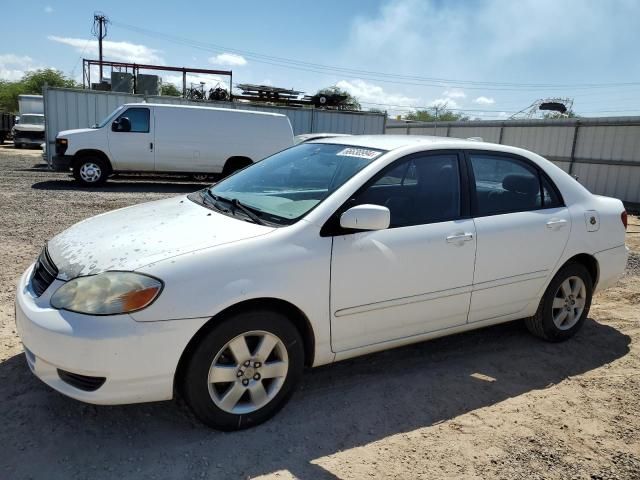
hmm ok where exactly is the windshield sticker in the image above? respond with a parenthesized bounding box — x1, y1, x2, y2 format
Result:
(336, 148, 382, 160)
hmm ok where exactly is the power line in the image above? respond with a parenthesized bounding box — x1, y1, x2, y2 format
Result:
(110, 20, 640, 92)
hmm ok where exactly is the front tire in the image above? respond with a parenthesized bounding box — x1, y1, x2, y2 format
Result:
(73, 156, 109, 186)
(525, 263, 593, 342)
(180, 309, 304, 430)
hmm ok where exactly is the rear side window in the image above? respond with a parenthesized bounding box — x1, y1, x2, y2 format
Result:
(469, 153, 542, 216)
(118, 108, 150, 133)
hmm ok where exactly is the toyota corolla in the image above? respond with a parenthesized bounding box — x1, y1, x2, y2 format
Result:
(15, 136, 628, 430)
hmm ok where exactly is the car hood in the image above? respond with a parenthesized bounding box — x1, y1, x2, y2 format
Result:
(58, 128, 97, 137)
(47, 195, 275, 280)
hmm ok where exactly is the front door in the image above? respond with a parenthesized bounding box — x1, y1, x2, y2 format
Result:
(330, 152, 476, 352)
(466, 151, 571, 322)
(107, 106, 154, 171)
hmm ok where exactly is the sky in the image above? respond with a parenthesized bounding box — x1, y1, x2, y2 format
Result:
(3, 0, 640, 119)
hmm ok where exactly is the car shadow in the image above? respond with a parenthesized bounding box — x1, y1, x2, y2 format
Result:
(0, 318, 630, 479)
(31, 178, 211, 194)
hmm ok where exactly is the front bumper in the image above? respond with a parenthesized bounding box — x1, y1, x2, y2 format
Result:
(51, 155, 73, 171)
(15, 265, 209, 405)
(14, 137, 44, 147)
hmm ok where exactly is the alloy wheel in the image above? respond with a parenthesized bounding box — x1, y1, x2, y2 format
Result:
(552, 275, 587, 330)
(207, 330, 289, 414)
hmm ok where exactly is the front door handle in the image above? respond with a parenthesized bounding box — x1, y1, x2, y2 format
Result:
(446, 232, 474, 243)
(149, 142, 154, 151)
(546, 218, 567, 229)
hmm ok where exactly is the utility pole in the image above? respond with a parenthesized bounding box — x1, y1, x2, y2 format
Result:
(92, 13, 109, 83)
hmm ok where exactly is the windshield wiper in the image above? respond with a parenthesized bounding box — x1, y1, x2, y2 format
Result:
(206, 191, 266, 225)
(229, 198, 266, 225)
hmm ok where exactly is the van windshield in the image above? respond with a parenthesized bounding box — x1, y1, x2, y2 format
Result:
(205, 143, 385, 225)
(19, 114, 44, 125)
(95, 106, 124, 128)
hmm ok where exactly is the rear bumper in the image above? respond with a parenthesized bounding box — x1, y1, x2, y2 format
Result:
(51, 155, 73, 171)
(594, 244, 629, 293)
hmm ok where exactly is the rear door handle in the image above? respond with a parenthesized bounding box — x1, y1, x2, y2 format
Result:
(546, 219, 567, 229)
(446, 232, 474, 243)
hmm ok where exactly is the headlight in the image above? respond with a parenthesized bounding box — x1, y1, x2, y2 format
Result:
(51, 272, 163, 315)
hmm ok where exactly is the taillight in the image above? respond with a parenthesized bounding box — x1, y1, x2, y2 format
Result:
(621, 210, 628, 230)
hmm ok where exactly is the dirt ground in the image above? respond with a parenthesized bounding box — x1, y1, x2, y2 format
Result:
(0, 144, 638, 480)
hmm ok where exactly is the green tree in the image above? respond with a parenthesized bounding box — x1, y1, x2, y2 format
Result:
(404, 106, 469, 122)
(161, 83, 182, 97)
(316, 86, 361, 110)
(0, 69, 79, 112)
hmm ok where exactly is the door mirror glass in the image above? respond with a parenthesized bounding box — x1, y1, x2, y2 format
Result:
(112, 116, 131, 132)
(340, 204, 390, 231)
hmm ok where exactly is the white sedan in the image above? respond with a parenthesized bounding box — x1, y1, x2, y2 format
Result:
(15, 136, 628, 430)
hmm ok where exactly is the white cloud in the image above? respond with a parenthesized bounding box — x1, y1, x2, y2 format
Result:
(335, 79, 419, 115)
(444, 89, 466, 99)
(208, 53, 247, 67)
(44, 5, 53, 13)
(48, 36, 164, 64)
(474, 96, 495, 105)
(341, 0, 640, 119)
(0, 54, 37, 81)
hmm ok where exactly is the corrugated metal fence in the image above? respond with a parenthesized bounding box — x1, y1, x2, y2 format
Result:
(387, 118, 640, 205)
(44, 87, 386, 163)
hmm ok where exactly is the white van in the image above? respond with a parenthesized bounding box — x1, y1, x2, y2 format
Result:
(51, 103, 294, 186)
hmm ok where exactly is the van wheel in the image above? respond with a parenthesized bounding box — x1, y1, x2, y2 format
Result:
(525, 263, 593, 342)
(73, 157, 108, 186)
(180, 308, 304, 430)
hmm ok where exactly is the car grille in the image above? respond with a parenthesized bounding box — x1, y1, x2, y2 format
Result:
(16, 130, 44, 140)
(57, 369, 106, 391)
(30, 246, 58, 297)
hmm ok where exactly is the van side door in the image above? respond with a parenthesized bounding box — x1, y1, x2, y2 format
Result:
(107, 106, 154, 171)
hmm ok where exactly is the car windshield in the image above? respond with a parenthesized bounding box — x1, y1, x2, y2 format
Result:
(19, 115, 44, 125)
(95, 106, 124, 128)
(206, 143, 385, 225)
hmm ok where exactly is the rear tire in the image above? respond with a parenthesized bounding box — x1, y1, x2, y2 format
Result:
(73, 156, 109, 186)
(525, 263, 593, 342)
(180, 308, 304, 430)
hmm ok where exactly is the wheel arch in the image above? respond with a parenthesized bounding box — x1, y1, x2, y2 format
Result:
(73, 149, 113, 173)
(561, 253, 599, 288)
(222, 156, 253, 176)
(174, 297, 316, 392)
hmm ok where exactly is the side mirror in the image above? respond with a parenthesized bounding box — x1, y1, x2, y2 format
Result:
(340, 204, 390, 231)
(112, 117, 131, 132)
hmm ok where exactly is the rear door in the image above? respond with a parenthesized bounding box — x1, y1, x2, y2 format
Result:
(107, 106, 154, 171)
(466, 151, 571, 322)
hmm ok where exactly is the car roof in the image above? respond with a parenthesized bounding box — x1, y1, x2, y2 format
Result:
(309, 134, 499, 151)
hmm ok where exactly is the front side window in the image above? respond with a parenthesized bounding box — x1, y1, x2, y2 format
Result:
(117, 107, 150, 133)
(206, 143, 385, 224)
(470, 153, 543, 216)
(352, 153, 460, 228)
